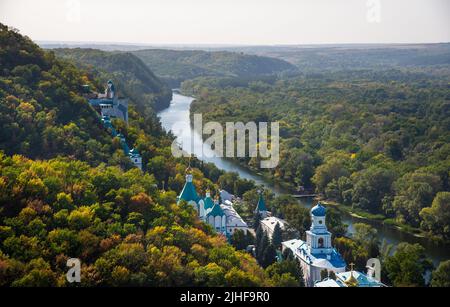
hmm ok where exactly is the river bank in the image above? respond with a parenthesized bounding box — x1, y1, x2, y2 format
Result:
(158, 91, 450, 266)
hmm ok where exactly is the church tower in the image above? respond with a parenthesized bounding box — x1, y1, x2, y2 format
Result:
(254, 190, 269, 218)
(306, 203, 333, 256)
(201, 191, 214, 219)
(177, 167, 202, 212)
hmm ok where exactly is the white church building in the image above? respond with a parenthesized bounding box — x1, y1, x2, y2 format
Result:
(177, 169, 249, 237)
(282, 203, 347, 287)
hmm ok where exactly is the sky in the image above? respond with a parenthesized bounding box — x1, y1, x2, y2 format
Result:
(1, 0, 449, 45)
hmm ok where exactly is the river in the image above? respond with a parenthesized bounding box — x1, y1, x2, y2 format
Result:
(158, 92, 450, 266)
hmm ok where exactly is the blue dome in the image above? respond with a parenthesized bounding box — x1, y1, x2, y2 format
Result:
(311, 203, 326, 216)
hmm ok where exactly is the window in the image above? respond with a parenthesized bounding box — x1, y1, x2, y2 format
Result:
(318, 237, 324, 248)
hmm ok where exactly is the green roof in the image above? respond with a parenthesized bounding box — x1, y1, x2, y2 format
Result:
(206, 202, 224, 217)
(203, 194, 214, 211)
(257, 193, 267, 211)
(178, 175, 200, 204)
(129, 148, 140, 155)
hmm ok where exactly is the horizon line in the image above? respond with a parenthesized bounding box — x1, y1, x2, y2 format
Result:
(36, 40, 450, 48)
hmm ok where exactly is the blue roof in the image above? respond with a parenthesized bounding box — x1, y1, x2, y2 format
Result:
(336, 271, 383, 287)
(295, 240, 346, 268)
(256, 193, 267, 211)
(311, 203, 326, 216)
(312, 248, 347, 268)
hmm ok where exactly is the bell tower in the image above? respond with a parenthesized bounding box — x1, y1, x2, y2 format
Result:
(306, 203, 333, 255)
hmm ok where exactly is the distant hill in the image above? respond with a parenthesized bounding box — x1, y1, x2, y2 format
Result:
(132, 49, 297, 86)
(52, 48, 172, 112)
(221, 44, 450, 71)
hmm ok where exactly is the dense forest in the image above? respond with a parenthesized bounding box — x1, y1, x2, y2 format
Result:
(185, 66, 450, 241)
(2, 22, 450, 287)
(0, 23, 308, 287)
(132, 49, 297, 87)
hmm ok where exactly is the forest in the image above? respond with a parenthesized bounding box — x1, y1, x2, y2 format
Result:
(0, 23, 307, 287)
(1, 22, 450, 287)
(131, 49, 297, 87)
(185, 66, 450, 242)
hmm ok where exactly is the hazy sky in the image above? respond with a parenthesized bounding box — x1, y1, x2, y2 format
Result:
(1, 0, 449, 45)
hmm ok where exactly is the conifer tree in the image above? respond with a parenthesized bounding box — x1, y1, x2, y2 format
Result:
(261, 243, 277, 268)
(272, 222, 282, 249)
(257, 232, 269, 264)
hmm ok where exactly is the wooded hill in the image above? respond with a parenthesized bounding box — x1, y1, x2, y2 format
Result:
(0, 23, 304, 287)
(132, 49, 297, 87)
(52, 48, 172, 112)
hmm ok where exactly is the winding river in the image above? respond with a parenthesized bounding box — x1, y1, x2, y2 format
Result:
(158, 92, 450, 266)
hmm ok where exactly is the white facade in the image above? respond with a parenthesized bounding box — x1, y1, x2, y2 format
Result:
(177, 173, 249, 237)
(281, 203, 347, 287)
(220, 200, 249, 235)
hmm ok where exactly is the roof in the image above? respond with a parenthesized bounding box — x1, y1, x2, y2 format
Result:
(220, 190, 233, 202)
(178, 175, 200, 203)
(206, 202, 224, 217)
(107, 80, 115, 91)
(336, 271, 384, 287)
(203, 194, 214, 211)
(129, 148, 140, 156)
(315, 271, 385, 287)
(260, 216, 287, 232)
(281, 238, 346, 269)
(89, 98, 114, 106)
(220, 203, 247, 227)
(256, 193, 267, 212)
(311, 203, 326, 217)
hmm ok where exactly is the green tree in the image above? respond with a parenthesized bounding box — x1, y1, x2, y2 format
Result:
(271, 223, 283, 249)
(261, 244, 277, 269)
(430, 260, 450, 287)
(420, 192, 450, 240)
(384, 243, 433, 287)
(353, 223, 380, 258)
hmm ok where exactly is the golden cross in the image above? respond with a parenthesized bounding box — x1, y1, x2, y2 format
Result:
(349, 263, 355, 271)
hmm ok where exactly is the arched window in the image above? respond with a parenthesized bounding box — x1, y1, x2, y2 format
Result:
(318, 237, 324, 248)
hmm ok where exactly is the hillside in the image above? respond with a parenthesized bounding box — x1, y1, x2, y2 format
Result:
(0, 26, 115, 165)
(132, 49, 297, 86)
(0, 23, 296, 287)
(52, 48, 172, 112)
